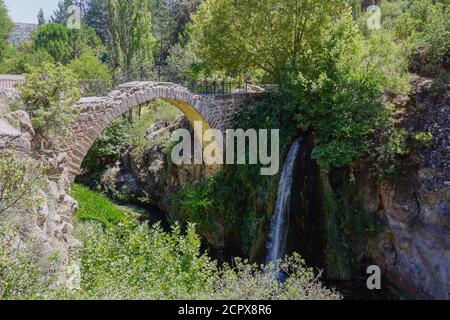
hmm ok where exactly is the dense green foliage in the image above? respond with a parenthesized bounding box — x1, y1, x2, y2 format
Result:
(32, 23, 72, 64)
(0, 17, 108, 79)
(32, 23, 104, 65)
(192, 0, 343, 81)
(291, 13, 410, 168)
(19, 63, 80, 145)
(0, 0, 13, 62)
(106, 0, 155, 71)
(394, 0, 449, 74)
(74, 221, 340, 299)
(190, 0, 417, 169)
(1, 188, 340, 300)
(0, 42, 55, 74)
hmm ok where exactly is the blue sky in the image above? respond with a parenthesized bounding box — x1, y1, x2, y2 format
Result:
(4, 0, 60, 23)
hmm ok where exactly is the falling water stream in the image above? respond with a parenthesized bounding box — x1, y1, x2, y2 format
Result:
(265, 137, 303, 264)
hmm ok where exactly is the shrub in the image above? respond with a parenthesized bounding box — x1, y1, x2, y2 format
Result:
(374, 127, 411, 178)
(19, 62, 80, 146)
(68, 50, 111, 82)
(70, 222, 217, 299)
(209, 254, 341, 300)
(0, 152, 44, 216)
(66, 220, 340, 300)
(394, 0, 450, 74)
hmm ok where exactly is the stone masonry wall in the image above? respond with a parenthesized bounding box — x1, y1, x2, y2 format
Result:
(65, 81, 258, 181)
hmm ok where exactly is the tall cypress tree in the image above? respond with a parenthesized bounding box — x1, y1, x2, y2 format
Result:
(37, 9, 46, 25)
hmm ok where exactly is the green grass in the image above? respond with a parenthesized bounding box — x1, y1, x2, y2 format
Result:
(72, 184, 130, 227)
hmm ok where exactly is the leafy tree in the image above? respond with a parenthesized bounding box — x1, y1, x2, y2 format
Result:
(32, 23, 72, 63)
(291, 12, 410, 168)
(0, 44, 55, 74)
(191, 0, 344, 82)
(151, 0, 202, 63)
(37, 9, 46, 25)
(0, 0, 14, 62)
(394, 0, 450, 74)
(106, 0, 156, 73)
(19, 63, 80, 146)
(32, 23, 104, 64)
(68, 49, 111, 80)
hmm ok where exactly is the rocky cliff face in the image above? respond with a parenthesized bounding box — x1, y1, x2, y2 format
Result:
(360, 77, 449, 299)
(0, 110, 79, 283)
(8, 23, 38, 45)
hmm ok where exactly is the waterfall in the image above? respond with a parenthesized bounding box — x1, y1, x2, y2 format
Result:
(265, 137, 303, 264)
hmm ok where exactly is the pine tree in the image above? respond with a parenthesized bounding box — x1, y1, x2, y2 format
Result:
(51, 0, 73, 24)
(37, 8, 45, 25)
(84, 0, 109, 43)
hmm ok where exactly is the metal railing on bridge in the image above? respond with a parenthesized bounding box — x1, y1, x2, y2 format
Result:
(78, 64, 278, 97)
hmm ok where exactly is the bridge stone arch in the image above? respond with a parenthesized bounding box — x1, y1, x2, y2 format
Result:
(65, 81, 257, 182)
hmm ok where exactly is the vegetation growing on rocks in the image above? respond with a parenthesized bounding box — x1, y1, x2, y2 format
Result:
(1, 186, 340, 300)
(19, 63, 80, 146)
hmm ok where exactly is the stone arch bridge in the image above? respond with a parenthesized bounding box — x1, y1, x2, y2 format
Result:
(65, 81, 260, 181)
